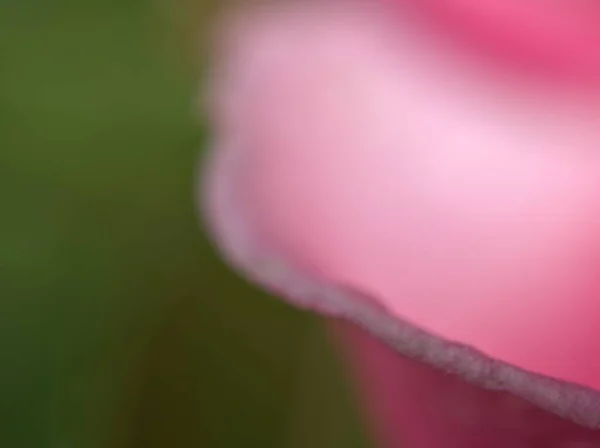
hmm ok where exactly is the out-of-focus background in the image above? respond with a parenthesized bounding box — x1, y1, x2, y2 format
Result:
(0, 0, 371, 446)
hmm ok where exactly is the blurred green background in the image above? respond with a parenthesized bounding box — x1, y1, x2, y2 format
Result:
(0, 1, 371, 446)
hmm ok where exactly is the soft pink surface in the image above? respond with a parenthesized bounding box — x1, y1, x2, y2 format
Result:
(212, 0, 600, 391)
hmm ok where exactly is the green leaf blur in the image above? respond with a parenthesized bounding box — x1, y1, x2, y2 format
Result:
(0, 1, 371, 447)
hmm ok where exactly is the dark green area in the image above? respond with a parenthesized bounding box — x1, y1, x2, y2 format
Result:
(0, 1, 371, 446)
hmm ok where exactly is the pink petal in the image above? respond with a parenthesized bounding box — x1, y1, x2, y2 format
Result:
(201, 0, 600, 445)
(386, 0, 600, 81)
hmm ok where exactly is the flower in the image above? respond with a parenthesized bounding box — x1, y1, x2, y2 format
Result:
(201, 1, 600, 446)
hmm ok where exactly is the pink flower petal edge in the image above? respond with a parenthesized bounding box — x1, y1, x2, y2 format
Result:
(200, 0, 600, 445)
(334, 322, 600, 447)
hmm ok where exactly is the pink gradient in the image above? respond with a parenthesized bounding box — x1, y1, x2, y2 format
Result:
(202, 0, 600, 445)
(390, 0, 600, 81)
